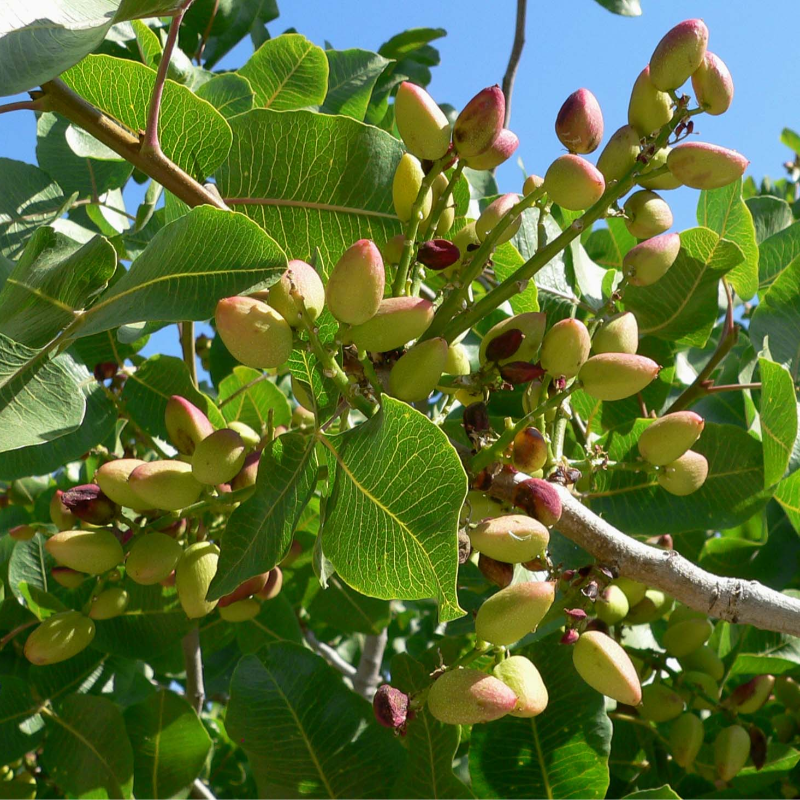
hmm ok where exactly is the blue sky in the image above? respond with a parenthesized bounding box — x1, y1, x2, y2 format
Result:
(1, 0, 796, 365)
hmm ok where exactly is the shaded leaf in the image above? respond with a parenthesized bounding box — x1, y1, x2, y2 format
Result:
(759, 358, 798, 487)
(236, 594, 304, 654)
(0, 676, 44, 763)
(196, 72, 255, 119)
(758, 220, 800, 292)
(308, 577, 391, 636)
(218, 365, 291, 431)
(321, 49, 391, 121)
(746, 196, 794, 244)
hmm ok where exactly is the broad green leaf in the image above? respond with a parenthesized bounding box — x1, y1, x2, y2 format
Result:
(308, 577, 391, 636)
(62, 54, 231, 179)
(584, 218, 638, 270)
(320, 397, 466, 622)
(236, 594, 304, 654)
(321, 49, 391, 121)
(622, 788, 681, 800)
(239, 34, 329, 110)
(287, 347, 341, 424)
(751, 258, 800, 384)
(0, 157, 69, 258)
(29, 650, 112, 704)
(378, 27, 446, 62)
(218, 365, 291, 431)
(42, 694, 134, 799)
(625, 227, 744, 348)
(469, 635, 612, 799)
(208, 432, 319, 600)
(0, 228, 116, 347)
(196, 72, 255, 119)
(588, 422, 767, 535)
(227, 643, 403, 798)
(76, 206, 286, 337)
(0, 676, 44, 762)
(390, 654, 474, 799)
(122, 354, 225, 441)
(70, 329, 149, 372)
(124, 690, 212, 799)
(697, 179, 759, 300)
(759, 358, 798, 487)
(728, 743, 800, 794)
(777, 470, 800, 533)
(782, 127, 800, 156)
(216, 109, 403, 269)
(746, 195, 794, 243)
(728, 624, 800, 675)
(758, 220, 800, 291)
(0, 338, 85, 453)
(18, 582, 66, 620)
(593, 0, 642, 15)
(492, 241, 538, 313)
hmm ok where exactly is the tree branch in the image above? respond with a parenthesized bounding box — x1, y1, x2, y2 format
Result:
(303, 629, 357, 678)
(182, 626, 206, 714)
(501, 0, 527, 128)
(352, 629, 388, 699)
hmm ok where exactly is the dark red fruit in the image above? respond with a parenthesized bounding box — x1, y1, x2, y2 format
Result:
(417, 239, 461, 270)
(373, 685, 410, 730)
(61, 484, 117, 525)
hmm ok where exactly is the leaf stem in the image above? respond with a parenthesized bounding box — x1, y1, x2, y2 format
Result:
(419, 161, 465, 240)
(500, 0, 527, 128)
(180, 321, 198, 389)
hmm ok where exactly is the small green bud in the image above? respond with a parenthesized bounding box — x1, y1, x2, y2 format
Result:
(679, 645, 724, 682)
(670, 713, 705, 768)
(773, 713, 796, 743)
(775, 676, 800, 711)
(572, 630, 642, 705)
(427, 667, 517, 725)
(493, 655, 549, 718)
(624, 190, 673, 239)
(640, 683, 686, 722)
(540, 318, 591, 378)
(595, 584, 630, 625)
(593, 312, 638, 355)
(476, 193, 521, 245)
(444, 342, 471, 376)
(164, 395, 215, 456)
(24, 610, 95, 665)
(389, 338, 448, 403)
(88, 587, 130, 620)
(679, 670, 720, 711)
(267, 260, 325, 326)
(346, 297, 434, 352)
(326, 239, 386, 325)
(393, 153, 432, 223)
(453, 85, 505, 158)
(597, 125, 641, 184)
(51, 566, 86, 589)
(465, 128, 519, 170)
(126, 532, 183, 586)
(219, 598, 261, 622)
(394, 81, 451, 161)
(469, 514, 549, 564)
(475, 581, 555, 646)
(637, 147, 683, 190)
(511, 427, 548, 473)
(625, 588, 673, 624)
(638, 411, 705, 466)
(523, 174, 544, 196)
(192, 429, 247, 485)
(623, 232, 681, 286)
(46, 530, 123, 575)
(692, 52, 734, 116)
(657, 450, 709, 496)
(228, 421, 261, 449)
(714, 724, 750, 782)
(176, 541, 220, 619)
(128, 461, 204, 512)
(543, 154, 605, 211)
(381, 233, 405, 265)
(666, 142, 749, 190)
(555, 88, 604, 154)
(215, 296, 294, 369)
(727, 674, 775, 715)
(663, 617, 713, 657)
(479, 312, 546, 366)
(628, 66, 673, 137)
(579, 353, 660, 401)
(649, 19, 709, 91)
(95, 459, 152, 511)
(50, 489, 77, 531)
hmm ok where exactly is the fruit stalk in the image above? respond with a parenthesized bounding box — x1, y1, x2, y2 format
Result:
(419, 161, 465, 240)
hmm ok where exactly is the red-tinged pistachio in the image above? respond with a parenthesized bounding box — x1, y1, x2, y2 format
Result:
(46, 529, 123, 575)
(256, 567, 283, 600)
(667, 142, 750, 190)
(540, 318, 591, 378)
(427, 667, 518, 725)
(657, 450, 709, 496)
(649, 18, 709, 91)
(94, 361, 117, 381)
(394, 81, 451, 161)
(485, 328, 524, 362)
(192, 429, 247, 486)
(593, 312, 639, 355)
(628, 66, 673, 136)
(555, 88, 604, 154)
(479, 312, 546, 366)
(281, 539, 303, 567)
(444, 342, 471, 376)
(126, 532, 183, 586)
(595, 584, 630, 625)
(638, 411, 704, 466)
(267, 260, 325, 326)
(231, 451, 260, 493)
(417, 239, 461, 270)
(393, 153, 432, 222)
(637, 147, 683, 190)
(572, 630, 642, 705)
(670, 713, 705, 768)
(523, 174, 544, 196)
(465, 128, 519, 170)
(579, 353, 660, 401)
(512, 427, 548, 473)
(381, 233, 405, 265)
(128, 461, 204, 512)
(219, 598, 261, 622)
(215, 296, 294, 369)
(512, 477, 562, 526)
(453, 85, 505, 158)
(96, 459, 151, 512)
(493, 655, 549, 718)
(475, 581, 556, 646)
(476, 193, 521, 244)
(176, 541, 220, 619)
(714, 725, 750, 782)
(88, 586, 129, 620)
(61, 484, 117, 525)
(478, 553, 514, 588)
(624, 232, 681, 286)
(389, 338, 448, 403)
(51, 566, 86, 588)
(561, 629, 580, 645)
(664, 617, 713, 657)
(692, 52, 734, 115)
(160, 570, 176, 587)
(160, 518, 188, 538)
(50, 489, 77, 531)
(544, 154, 605, 211)
(597, 124, 641, 183)
(347, 297, 434, 352)
(624, 190, 673, 239)
(499, 361, 545, 385)
(565, 607, 587, 623)
(9, 524, 36, 542)
(24, 610, 95, 665)
(470, 514, 550, 564)
(164, 396, 215, 456)
(726, 674, 775, 714)
(640, 683, 686, 722)
(373, 684, 410, 729)
(218, 572, 270, 608)
(326, 239, 386, 326)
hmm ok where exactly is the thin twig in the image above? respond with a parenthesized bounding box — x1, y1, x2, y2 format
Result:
(0, 99, 45, 115)
(352, 629, 388, 699)
(304, 629, 357, 678)
(181, 626, 206, 714)
(705, 382, 762, 394)
(195, 0, 220, 64)
(501, 0, 527, 128)
(180, 321, 198, 388)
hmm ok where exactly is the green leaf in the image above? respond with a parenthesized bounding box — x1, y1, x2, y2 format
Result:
(29, 650, 112, 704)
(782, 127, 800, 156)
(746, 195, 794, 243)
(321, 49, 391, 121)
(76, 206, 286, 337)
(218, 365, 292, 431)
(62, 54, 231, 179)
(585, 218, 638, 270)
(227, 642, 403, 798)
(622, 787, 681, 800)
(124, 690, 212, 799)
(728, 624, 800, 675)
(759, 358, 798, 487)
(41, 694, 134, 799)
(0, 157, 69, 259)
(320, 397, 466, 622)
(288, 347, 341, 424)
(235, 594, 304, 654)
(588, 422, 767, 535)
(758, 220, 800, 292)
(0, 228, 116, 347)
(308, 577, 391, 636)
(728, 743, 800, 794)
(209, 432, 319, 600)
(624, 227, 744, 348)
(18, 582, 66, 620)
(0, 676, 45, 763)
(122, 354, 225, 441)
(697, 179, 759, 300)
(216, 109, 403, 269)
(492, 241, 538, 313)
(239, 33, 329, 110)
(592, 0, 642, 15)
(776, 470, 800, 533)
(378, 27, 446, 62)
(196, 72, 255, 119)
(469, 634, 612, 799)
